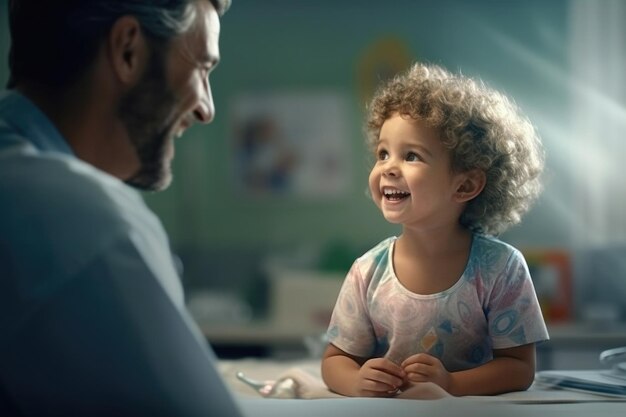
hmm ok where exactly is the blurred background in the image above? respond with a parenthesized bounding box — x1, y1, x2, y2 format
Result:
(2, 0, 626, 368)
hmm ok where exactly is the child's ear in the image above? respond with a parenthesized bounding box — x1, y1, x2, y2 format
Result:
(454, 169, 486, 203)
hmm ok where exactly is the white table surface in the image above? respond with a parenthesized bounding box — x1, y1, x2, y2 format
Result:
(220, 357, 626, 417)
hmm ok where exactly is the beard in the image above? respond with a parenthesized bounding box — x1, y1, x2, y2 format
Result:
(119, 48, 178, 191)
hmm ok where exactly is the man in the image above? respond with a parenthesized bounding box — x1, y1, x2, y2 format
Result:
(0, 1, 244, 415)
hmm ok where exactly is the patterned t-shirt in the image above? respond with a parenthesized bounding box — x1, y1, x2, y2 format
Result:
(326, 234, 549, 372)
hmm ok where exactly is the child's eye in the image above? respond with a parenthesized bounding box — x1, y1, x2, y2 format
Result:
(377, 150, 389, 161)
(406, 152, 421, 162)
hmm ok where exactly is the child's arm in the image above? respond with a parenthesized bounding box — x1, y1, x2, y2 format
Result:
(401, 343, 536, 396)
(321, 343, 406, 397)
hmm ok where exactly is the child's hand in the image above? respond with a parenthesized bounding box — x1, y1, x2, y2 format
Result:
(396, 381, 451, 399)
(354, 357, 406, 397)
(401, 353, 451, 392)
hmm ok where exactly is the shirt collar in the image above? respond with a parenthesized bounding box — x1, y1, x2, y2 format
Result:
(0, 89, 75, 156)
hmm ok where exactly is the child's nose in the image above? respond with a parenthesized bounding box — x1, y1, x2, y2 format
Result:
(383, 160, 401, 177)
(384, 166, 399, 177)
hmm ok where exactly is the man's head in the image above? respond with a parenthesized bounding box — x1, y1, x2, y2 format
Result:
(7, 0, 230, 89)
(7, 0, 231, 191)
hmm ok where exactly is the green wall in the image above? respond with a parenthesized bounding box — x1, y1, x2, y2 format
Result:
(0, 0, 573, 269)
(142, 0, 572, 255)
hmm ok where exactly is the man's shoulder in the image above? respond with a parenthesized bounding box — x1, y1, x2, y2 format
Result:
(0, 148, 148, 224)
(0, 149, 161, 265)
(0, 148, 168, 292)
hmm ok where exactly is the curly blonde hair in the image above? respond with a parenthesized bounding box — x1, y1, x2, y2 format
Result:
(365, 62, 544, 236)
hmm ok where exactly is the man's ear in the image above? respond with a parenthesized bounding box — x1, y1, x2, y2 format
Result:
(107, 16, 148, 85)
(454, 169, 486, 203)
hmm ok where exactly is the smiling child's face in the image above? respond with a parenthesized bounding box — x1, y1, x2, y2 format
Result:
(368, 113, 466, 230)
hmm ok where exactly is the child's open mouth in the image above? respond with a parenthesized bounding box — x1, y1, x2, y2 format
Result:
(383, 187, 411, 201)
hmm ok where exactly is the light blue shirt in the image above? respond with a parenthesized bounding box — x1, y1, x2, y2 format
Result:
(0, 90, 243, 416)
(327, 234, 549, 371)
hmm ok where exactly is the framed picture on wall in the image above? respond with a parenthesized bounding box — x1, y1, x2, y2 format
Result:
(229, 92, 352, 200)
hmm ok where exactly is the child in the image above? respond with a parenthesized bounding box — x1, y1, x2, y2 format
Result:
(321, 62, 549, 398)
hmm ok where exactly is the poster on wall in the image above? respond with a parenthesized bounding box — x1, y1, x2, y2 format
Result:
(230, 92, 352, 199)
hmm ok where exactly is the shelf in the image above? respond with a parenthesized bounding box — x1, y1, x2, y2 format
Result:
(198, 320, 626, 349)
(540, 322, 626, 349)
(197, 320, 326, 348)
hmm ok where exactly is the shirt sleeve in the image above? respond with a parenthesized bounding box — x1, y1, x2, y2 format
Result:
(486, 249, 550, 350)
(0, 234, 244, 417)
(326, 259, 377, 358)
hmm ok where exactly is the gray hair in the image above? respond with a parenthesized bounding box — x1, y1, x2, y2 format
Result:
(73, 0, 232, 40)
(7, 0, 231, 88)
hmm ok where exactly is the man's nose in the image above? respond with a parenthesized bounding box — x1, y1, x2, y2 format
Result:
(194, 81, 215, 124)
